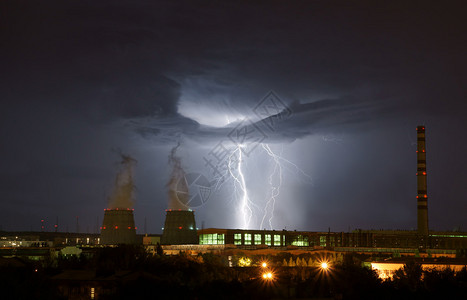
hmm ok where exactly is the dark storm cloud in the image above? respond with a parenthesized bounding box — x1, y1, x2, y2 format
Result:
(3, 0, 465, 123)
(1, 0, 182, 122)
(114, 0, 466, 144)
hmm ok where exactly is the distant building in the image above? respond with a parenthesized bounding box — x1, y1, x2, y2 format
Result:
(196, 228, 467, 254)
(371, 258, 467, 279)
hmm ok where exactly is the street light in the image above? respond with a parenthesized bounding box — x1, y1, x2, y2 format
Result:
(262, 272, 273, 280)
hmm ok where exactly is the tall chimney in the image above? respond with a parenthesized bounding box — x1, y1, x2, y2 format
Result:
(416, 125, 429, 235)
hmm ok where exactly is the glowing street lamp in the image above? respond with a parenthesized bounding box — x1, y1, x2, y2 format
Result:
(261, 262, 268, 268)
(321, 262, 329, 270)
(262, 272, 273, 280)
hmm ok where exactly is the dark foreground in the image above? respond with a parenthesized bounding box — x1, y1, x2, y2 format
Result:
(2, 245, 467, 300)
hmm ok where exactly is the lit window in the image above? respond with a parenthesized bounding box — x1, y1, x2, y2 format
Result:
(234, 233, 242, 245)
(292, 235, 309, 246)
(274, 235, 281, 246)
(218, 234, 225, 244)
(199, 233, 225, 245)
(90, 287, 95, 299)
(265, 235, 271, 246)
(320, 236, 327, 247)
(199, 234, 209, 245)
(254, 234, 262, 245)
(244, 233, 252, 245)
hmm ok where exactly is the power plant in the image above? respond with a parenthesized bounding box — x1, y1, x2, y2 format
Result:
(100, 208, 137, 245)
(99, 154, 138, 245)
(161, 144, 198, 245)
(161, 209, 198, 245)
(8, 125, 466, 253)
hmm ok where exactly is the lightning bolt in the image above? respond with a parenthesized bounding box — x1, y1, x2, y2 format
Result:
(260, 143, 282, 230)
(206, 142, 312, 230)
(260, 143, 313, 229)
(228, 146, 253, 229)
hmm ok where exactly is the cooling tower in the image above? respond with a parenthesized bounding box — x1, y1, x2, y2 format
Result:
(416, 125, 429, 236)
(100, 208, 137, 245)
(161, 209, 198, 245)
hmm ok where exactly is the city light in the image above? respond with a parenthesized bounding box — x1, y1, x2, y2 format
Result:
(321, 262, 329, 270)
(238, 257, 252, 267)
(262, 262, 267, 268)
(262, 272, 273, 280)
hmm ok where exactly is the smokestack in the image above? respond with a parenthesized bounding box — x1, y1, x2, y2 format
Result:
(161, 209, 198, 245)
(416, 125, 429, 236)
(161, 144, 198, 245)
(100, 154, 138, 245)
(101, 208, 137, 245)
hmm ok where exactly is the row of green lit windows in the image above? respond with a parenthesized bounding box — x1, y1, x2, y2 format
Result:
(199, 234, 225, 245)
(200, 233, 335, 247)
(234, 233, 285, 246)
(290, 235, 328, 247)
(291, 235, 309, 246)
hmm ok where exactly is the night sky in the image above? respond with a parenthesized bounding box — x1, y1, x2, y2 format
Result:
(1, 0, 466, 234)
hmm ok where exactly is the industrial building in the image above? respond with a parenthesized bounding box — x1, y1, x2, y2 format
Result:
(196, 228, 467, 254)
(161, 209, 198, 245)
(100, 208, 137, 245)
(165, 126, 467, 255)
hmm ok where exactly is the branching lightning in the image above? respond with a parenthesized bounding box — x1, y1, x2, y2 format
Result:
(208, 142, 312, 230)
(259, 143, 312, 229)
(260, 143, 282, 230)
(228, 145, 253, 229)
